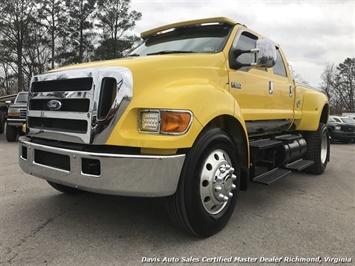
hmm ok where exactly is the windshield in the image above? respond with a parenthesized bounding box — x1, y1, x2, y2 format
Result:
(340, 117, 355, 124)
(15, 92, 28, 103)
(128, 23, 232, 57)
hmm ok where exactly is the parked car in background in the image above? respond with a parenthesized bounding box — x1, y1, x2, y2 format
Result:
(327, 115, 355, 143)
(6, 92, 28, 141)
(342, 113, 355, 121)
(0, 93, 17, 134)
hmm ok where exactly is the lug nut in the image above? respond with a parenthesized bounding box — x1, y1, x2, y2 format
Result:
(215, 185, 222, 192)
(231, 184, 237, 190)
(218, 194, 225, 201)
(232, 174, 237, 180)
(216, 175, 224, 182)
(223, 196, 229, 202)
(228, 192, 233, 198)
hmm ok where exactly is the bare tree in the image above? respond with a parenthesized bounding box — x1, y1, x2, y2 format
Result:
(0, 0, 35, 92)
(320, 58, 355, 113)
(335, 58, 355, 112)
(320, 62, 337, 102)
(290, 67, 310, 85)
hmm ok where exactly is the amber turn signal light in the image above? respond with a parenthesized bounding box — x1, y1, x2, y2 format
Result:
(160, 112, 191, 134)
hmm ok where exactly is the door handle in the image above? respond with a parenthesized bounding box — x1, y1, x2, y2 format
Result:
(289, 86, 293, 97)
(269, 81, 274, 94)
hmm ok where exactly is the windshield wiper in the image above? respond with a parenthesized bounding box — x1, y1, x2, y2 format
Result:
(147, 50, 195, 56)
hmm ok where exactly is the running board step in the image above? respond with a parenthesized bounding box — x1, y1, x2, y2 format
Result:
(284, 159, 314, 172)
(250, 139, 283, 150)
(253, 168, 291, 185)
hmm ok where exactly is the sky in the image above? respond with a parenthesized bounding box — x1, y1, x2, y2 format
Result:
(130, 0, 354, 88)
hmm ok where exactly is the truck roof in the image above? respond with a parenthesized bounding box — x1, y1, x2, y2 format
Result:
(140, 17, 238, 39)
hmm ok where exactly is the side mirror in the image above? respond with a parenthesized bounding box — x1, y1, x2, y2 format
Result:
(254, 39, 277, 68)
(5, 100, 11, 107)
(234, 38, 277, 68)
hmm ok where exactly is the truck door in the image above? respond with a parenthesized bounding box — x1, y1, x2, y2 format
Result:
(228, 30, 294, 136)
(271, 48, 295, 127)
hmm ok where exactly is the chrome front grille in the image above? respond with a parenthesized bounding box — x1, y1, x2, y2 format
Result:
(27, 67, 133, 144)
(31, 77, 93, 92)
(29, 98, 90, 112)
(28, 117, 88, 134)
(341, 126, 355, 132)
(19, 109, 27, 118)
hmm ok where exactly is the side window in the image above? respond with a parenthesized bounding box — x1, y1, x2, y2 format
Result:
(229, 31, 257, 70)
(235, 32, 257, 65)
(273, 49, 287, 77)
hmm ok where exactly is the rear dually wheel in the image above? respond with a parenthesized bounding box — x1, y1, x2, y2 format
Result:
(303, 123, 330, 174)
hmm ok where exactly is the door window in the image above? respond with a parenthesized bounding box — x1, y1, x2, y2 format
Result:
(273, 49, 287, 77)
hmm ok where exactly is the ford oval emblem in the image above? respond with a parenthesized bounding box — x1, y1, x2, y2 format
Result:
(47, 99, 62, 111)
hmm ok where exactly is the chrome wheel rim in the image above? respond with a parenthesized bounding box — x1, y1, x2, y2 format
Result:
(199, 149, 237, 215)
(320, 132, 328, 164)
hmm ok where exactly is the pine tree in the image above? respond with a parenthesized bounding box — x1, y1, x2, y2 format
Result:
(94, 0, 141, 60)
(63, 0, 97, 64)
(39, 0, 68, 69)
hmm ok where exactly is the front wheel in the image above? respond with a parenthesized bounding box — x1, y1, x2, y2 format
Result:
(6, 124, 17, 142)
(303, 123, 330, 174)
(0, 112, 5, 134)
(167, 128, 240, 237)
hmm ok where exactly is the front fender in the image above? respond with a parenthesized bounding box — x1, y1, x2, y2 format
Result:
(106, 84, 240, 151)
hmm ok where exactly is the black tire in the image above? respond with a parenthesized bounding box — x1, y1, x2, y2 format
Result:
(167, 128, 240, 238)
(303, 123, 330, 174)
(47, 181, 83, 195)
(6, 124, 17, 142)
(0, 112, 5, 134)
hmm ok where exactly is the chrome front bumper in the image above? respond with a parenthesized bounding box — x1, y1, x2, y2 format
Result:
(7, 118, 26, 127)
(18, 136, 185, 197)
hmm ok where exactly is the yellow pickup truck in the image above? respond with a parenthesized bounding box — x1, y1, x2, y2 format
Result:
(18, 17, 329, 237)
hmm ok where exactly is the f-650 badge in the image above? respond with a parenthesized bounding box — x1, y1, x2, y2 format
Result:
(47, 99, 62, 111)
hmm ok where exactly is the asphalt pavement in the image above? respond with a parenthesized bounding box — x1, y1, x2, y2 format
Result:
(0, 132, 354, 265)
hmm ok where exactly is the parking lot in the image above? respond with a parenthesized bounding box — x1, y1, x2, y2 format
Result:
(0, 132, 354, 265)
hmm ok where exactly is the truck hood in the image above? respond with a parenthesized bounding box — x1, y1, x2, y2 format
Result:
(50, 53, 229, 94)
(9, 103, 27, 109)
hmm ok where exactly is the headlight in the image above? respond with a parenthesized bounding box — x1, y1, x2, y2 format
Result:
(139, 110, 192, 135)
(7, 108, 20, 116)
(140, 111, 160, 132)
(334, 126, 341, 131)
